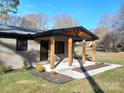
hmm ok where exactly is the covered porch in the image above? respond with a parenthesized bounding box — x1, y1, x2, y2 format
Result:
(33, 26, 99, 69)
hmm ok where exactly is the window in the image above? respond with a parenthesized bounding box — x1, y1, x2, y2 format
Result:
(55, 41, 64, 54)
(16, 39, 28, 51)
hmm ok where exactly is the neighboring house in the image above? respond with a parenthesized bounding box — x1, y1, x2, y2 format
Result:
(0, 25, 98, 69)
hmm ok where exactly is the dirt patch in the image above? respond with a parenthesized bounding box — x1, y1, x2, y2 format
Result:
(72, 63, 109, 72)
(29, 69, 74, 84)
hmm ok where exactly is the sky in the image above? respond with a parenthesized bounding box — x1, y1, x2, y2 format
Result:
(16, 0, 123, 29)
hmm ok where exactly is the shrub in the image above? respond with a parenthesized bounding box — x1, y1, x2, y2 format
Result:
(23, 60, 29, 69)
(85, 54, 92, 61)
(111, 48, 122, 52)
(0, 64, 10, 73)
(96, 45, 105, 52)
(35, 64, 45, 73)
(121, 47, 124, 51)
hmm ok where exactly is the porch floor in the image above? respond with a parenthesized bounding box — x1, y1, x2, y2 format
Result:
(34, 59, 122, 79)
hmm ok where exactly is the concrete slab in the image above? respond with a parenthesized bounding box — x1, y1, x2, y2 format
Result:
(38, 59, 123, 79)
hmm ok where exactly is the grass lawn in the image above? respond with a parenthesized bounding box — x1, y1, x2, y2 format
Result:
(0, 52, 124, 93)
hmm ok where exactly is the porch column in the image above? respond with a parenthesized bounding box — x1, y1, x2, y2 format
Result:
(40, 41, 42, 61)
(82, 39, 86, 64)
(68, 38, 73, 66)
(50, 37, 55, 69)
(92, 40, 96, 62)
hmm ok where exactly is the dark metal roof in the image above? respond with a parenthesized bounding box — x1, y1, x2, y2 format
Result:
(0, 31, 33, 39)
(0, 25, 99, 40)
(0, 25, 41, 34)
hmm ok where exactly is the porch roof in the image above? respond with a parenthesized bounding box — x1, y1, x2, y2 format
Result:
(0, 25, 99, 41)
(33, 26, 99, 41)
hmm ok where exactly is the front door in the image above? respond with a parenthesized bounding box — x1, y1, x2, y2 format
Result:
(40, 40, 49, 61)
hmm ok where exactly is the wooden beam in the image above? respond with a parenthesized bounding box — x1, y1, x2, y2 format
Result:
(40, 41, 42, 61)
(82, 39, 86, 64)
(92, 40, 96, 62)
(50, 37, 55, 69)
(68, 38, 73, 66)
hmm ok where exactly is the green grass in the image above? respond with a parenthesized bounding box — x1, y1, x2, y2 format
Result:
(0, 52, 124, 93)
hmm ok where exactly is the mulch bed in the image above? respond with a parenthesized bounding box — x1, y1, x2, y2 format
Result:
(72, 63, 109, 72)
(29, 69, 74, 84)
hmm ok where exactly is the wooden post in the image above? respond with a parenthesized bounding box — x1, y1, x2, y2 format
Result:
(82, 39, 86, 64)
(92, 40, 96, 62)
(50, 37, 55, 69)
(40, 41, 42, 61)
(68, 38, 73, 66)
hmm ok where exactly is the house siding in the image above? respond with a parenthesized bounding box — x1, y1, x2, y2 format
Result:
(0, 38, 40, 69)
(0, 39, 71, 69)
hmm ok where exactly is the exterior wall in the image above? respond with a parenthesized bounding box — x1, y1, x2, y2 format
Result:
(0, 38, 40, 69)
(0, 38, 74, 69)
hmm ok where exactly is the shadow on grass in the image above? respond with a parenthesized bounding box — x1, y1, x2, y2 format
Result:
(78, 59, 104, 93)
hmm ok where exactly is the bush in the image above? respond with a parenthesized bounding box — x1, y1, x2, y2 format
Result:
(96, 45, 105, 52)
(121, 47, 124, 51)
(111, 48, 122, 52)
(0, 65, 10, 73)
(85, 54, 92, 61)
(23, 60, 29, 69)
(35, 64, 45, 73)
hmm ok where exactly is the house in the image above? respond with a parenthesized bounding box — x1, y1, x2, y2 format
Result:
(0, 25, 98, 69)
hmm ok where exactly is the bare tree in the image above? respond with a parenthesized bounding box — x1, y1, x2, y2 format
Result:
(94, 13, 111, 43)
(94, 13, 114, 52)
(97, 13, 112, 30)
(112, 4, 124, 32)
(7, 15, 21, 26)
(53, 14, 78, 29)
(112, 3, 124, 38)
(0, 0, 20, 25)
(111, 3, 124, 50)
(95, 11, 122, 52)
(0, 14, 8, 25)
(111, 32, 120, 48)
(20, 13, 48, 30)
(95, 4, 124, 51)
(20, 17, 37, 29)
(102, 33, 112, 52)
(94, 28, 109, 43)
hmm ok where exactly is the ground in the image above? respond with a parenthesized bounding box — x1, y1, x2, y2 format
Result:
(0, 52, 124, 93)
